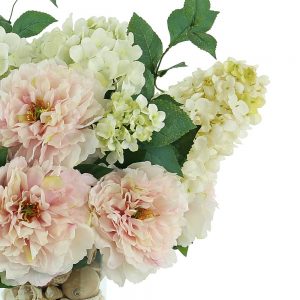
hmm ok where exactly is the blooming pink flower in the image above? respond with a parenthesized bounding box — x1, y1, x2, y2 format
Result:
(0, 157, 96, 286)
(89, 162, 188, 286)
(0, 60, 105, 168)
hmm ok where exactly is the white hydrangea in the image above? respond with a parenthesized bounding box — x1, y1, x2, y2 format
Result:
(0, 27, 32, 77)
(169, 58, 269, 246)
(32, 16, 145, 95)
(95, 92, 165, 164)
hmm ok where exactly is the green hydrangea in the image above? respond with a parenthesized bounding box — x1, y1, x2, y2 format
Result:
(0, 27, 32, 77)
(95, 92, 166, 164)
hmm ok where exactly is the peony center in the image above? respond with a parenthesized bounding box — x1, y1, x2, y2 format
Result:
(20, 200, 40, 222)
(134, 208, 155, 220)
(19, 99, 52, 123)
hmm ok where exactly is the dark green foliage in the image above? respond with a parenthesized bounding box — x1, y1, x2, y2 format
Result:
(13, 11, 57, 38)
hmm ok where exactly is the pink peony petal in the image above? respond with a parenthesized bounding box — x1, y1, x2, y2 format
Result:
(0, 60, 106, 168)
(0, 157, 96, 286)
(89, 162, 188, 286)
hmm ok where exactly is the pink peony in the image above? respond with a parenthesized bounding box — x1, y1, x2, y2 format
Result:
(0, 60, 105, 168)
(89, 162, 188, 286)
(0, 157, 96, 286)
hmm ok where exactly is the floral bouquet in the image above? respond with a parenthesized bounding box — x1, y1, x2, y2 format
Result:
(0, 0, 268, 299)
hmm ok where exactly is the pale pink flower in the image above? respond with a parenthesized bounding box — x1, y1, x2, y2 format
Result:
(0, 60, 105, 168)
(0, 157, 96, 286)
(178, 185, 217, 247)
(89, 162, 188, 286)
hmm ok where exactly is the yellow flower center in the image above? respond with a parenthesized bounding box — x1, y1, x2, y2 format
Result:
(18, 99, 52, 123)
(21, 200, 40, 223)
(134, 208, 155, 220)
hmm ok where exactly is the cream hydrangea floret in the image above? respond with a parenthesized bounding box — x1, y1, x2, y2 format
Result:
(0, 27, 32, 77)
(169, 58, 269, 246)
(32, 16, 145, 96)
(95, 92, 166, 164)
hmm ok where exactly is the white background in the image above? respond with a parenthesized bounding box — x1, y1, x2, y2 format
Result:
(1, 0, 300, 299)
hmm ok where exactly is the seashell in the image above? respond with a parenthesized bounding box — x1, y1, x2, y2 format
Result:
(49, 271, 72, 286)
(17, 284, 43, 300)
(86, 246, 97, 264)
(44, 286, 63, 300)
(62, 266, 100, 300)
(89, 260, 102, 278)
(3, 288, 19, 300)
(85, 291, 105, 300)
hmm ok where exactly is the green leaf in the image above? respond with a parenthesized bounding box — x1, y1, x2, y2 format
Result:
(193, 10, 219, 33)
(12, 11, 57, 38)
(104, 89, 115, 99)
(167, 9, 191, 46)
(119, 148, 147, 168)
(75, 164, 112, 179)
(140, 69, 155, 99)
(145, 95, 196, 148)
(144, 145, 182, 176)
(188, 30, 217, 58)
(74, 251, 102, 270)
(128, 13, 163, 73)
(0, 274, 12, 289)
(167, 0, 219, 55)
(174, 245, 189, 257)
(0, 282, 12, 288)
(50, 0, 58, 7)
(185, 0, 219, 33)
(157, 62, 187, 77)
(73, 257, 89, 270)
(121, 145, 183, 176)
(0, 16, 12, 33)
(0, 147, 8, 167)
(189, 0, 219, 32)
(183, 0, 196, 18)
(173, 127, 199, 167)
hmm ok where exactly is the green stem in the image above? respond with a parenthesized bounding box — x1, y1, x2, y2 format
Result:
(9, 0, 19, 22)
(154, 46, 171, 93)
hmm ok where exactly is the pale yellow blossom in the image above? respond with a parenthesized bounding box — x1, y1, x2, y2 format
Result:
(169, 58, 269, 246)
(95, 92, 165, 164)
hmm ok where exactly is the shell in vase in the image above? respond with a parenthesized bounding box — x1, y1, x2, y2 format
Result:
(8, 284, 44, 300)
(86, 246, 97, 265)
(61, 267, 100, 300)
(61, 292, 104, 300)
(86, 292, 104, 300)
(49, 271, 72, 286)
(44, 286, 63, 300)
(18, 285, 43, 300)
(3, 288, 19, 300)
